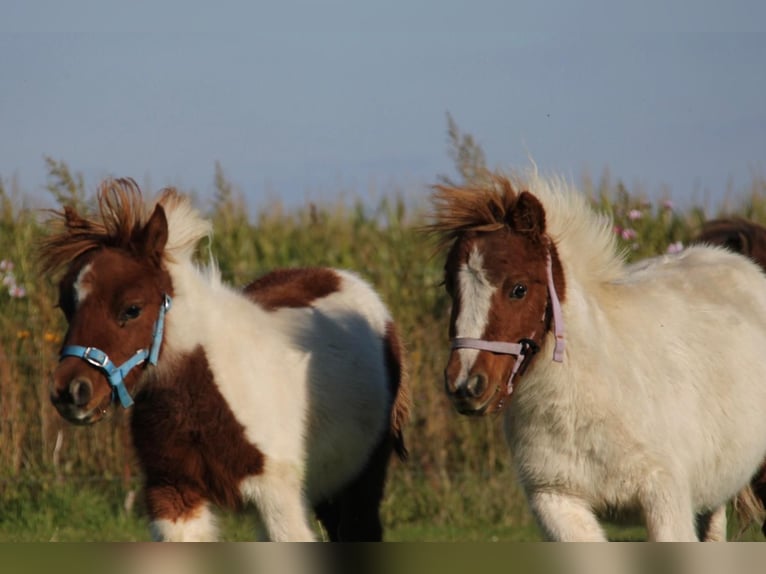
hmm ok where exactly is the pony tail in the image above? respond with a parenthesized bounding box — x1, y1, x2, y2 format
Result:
(384, 322, 411, 462)
(732, 485, 766, 539)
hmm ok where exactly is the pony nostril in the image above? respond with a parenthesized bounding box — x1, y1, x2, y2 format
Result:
(69, 378, 93, 407)
(464, 374, 487, 398)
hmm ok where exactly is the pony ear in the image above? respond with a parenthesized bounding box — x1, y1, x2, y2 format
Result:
(509, 191, 546, 237)
(139, 204, 169, 263)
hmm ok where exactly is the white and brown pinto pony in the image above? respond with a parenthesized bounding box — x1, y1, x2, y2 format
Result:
(430, 172, 766, 541)
(41, 179, 410, 542)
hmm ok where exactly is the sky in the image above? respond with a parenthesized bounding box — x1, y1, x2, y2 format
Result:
(2, 0, 765, 212)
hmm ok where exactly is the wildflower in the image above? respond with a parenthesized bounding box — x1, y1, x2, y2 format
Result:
(9, 284, 26, 298)
(17, 330, 30, 340)
(661, 199, 674, 211)
(628, 209, 643, 221)
(44, 332, 62, 344)
(1, 259, 25, 298)
(666, 241, 684, 254)
(621, 228, 638, 241)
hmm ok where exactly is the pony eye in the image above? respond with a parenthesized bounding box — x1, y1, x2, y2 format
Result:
(510, 283, 527, 299)
(120, 304, 143, 322)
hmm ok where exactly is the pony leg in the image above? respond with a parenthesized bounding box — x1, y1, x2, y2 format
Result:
(145, 485, 218, 542)
(701, 506, 727, 541)
(640, 479, 698, 541)
(317, 435, 392, 541)
(242, 465, 316, 541)
(527, 491, 607, 541)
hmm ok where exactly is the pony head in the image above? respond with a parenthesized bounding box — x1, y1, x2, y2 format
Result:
(429, 175, 566, 416)
(40, 179, 177, 424)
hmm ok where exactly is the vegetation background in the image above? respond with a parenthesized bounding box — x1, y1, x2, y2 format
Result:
(1, 120, 765, 541)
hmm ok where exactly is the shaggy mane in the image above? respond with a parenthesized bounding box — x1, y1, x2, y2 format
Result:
(39, 178, 212, 276)
(429, 171, 626, 284)
(428, 175, 523, 252)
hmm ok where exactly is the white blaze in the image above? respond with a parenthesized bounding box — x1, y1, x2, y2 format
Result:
(73, 263, 93, 309)
(454, 247, 497, 381)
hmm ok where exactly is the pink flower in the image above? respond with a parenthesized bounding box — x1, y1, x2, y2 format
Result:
(9, 284, 26, 298)
(0, 259, 12, 272)
(628, 209, 643, 221)
(666, 241, 684, 254)
(621, 228, 638, 241)
(662, 199, 674, 211)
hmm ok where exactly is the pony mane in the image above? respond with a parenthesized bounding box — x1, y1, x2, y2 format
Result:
(157, 187, 213, 264)
(429, 170, 626, 284)
(40, 178, 212, 276)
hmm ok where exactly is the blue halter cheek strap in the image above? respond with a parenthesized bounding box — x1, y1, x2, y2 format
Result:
(59, 294, 172, 409)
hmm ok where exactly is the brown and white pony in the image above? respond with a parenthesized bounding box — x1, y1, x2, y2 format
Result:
(40, 179, 410, 541)
(429, 171, 766, 541)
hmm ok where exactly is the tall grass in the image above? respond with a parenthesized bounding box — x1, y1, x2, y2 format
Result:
(2, 154, 766, 540)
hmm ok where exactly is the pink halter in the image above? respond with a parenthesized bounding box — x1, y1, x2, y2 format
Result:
(450, 252, 565, 395)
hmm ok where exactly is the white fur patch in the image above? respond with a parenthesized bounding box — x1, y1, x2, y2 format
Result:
(73, 263, 93, 308)
(149, 505, 217, 541)
(454, 247, 496, 383)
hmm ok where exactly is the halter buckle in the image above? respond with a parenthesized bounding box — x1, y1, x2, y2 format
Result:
(518, 338, 540, 356)
(82, 347, 110, 368)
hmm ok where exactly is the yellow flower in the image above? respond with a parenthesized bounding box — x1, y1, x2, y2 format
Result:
(16, 330, 31, 340)
(43, 332, 62, 344)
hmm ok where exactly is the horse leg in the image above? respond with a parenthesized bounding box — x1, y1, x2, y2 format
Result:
(640, 476, 697, 541)
(314, 500, 342, 542)
(145, 484, 218, 542)
(697, 506, 727, 541)
(527, 490, 607, 541)
(243, 464, 316, 541)
(334, 437, 394, 542)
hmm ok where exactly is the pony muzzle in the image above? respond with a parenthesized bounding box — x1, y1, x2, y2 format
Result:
(50, 362, 113, 425)
(446, 337, 541, 415)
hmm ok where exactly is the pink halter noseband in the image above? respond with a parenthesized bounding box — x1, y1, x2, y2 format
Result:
(450, 252, 565, 396)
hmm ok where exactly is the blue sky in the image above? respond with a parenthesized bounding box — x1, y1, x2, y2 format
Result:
(2, 1, 764, 211)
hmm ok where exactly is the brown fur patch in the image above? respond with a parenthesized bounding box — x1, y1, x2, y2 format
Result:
(131, 346, 265, 521)
(242, 267, 341, 310)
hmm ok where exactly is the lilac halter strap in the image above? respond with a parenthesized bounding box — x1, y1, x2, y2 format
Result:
(546, 253, 566, 362)
(450, 251, 565, 395)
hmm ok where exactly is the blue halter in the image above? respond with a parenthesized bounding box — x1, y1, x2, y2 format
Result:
(59, 294, 172, 408)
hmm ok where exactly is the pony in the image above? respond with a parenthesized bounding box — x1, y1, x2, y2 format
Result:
(40, 178, 410, 542)
(693, 217, 766, 538)
(429, 171, 766, 541)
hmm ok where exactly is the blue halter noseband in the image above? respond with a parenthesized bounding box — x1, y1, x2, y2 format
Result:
(59, 294, 172, 408)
